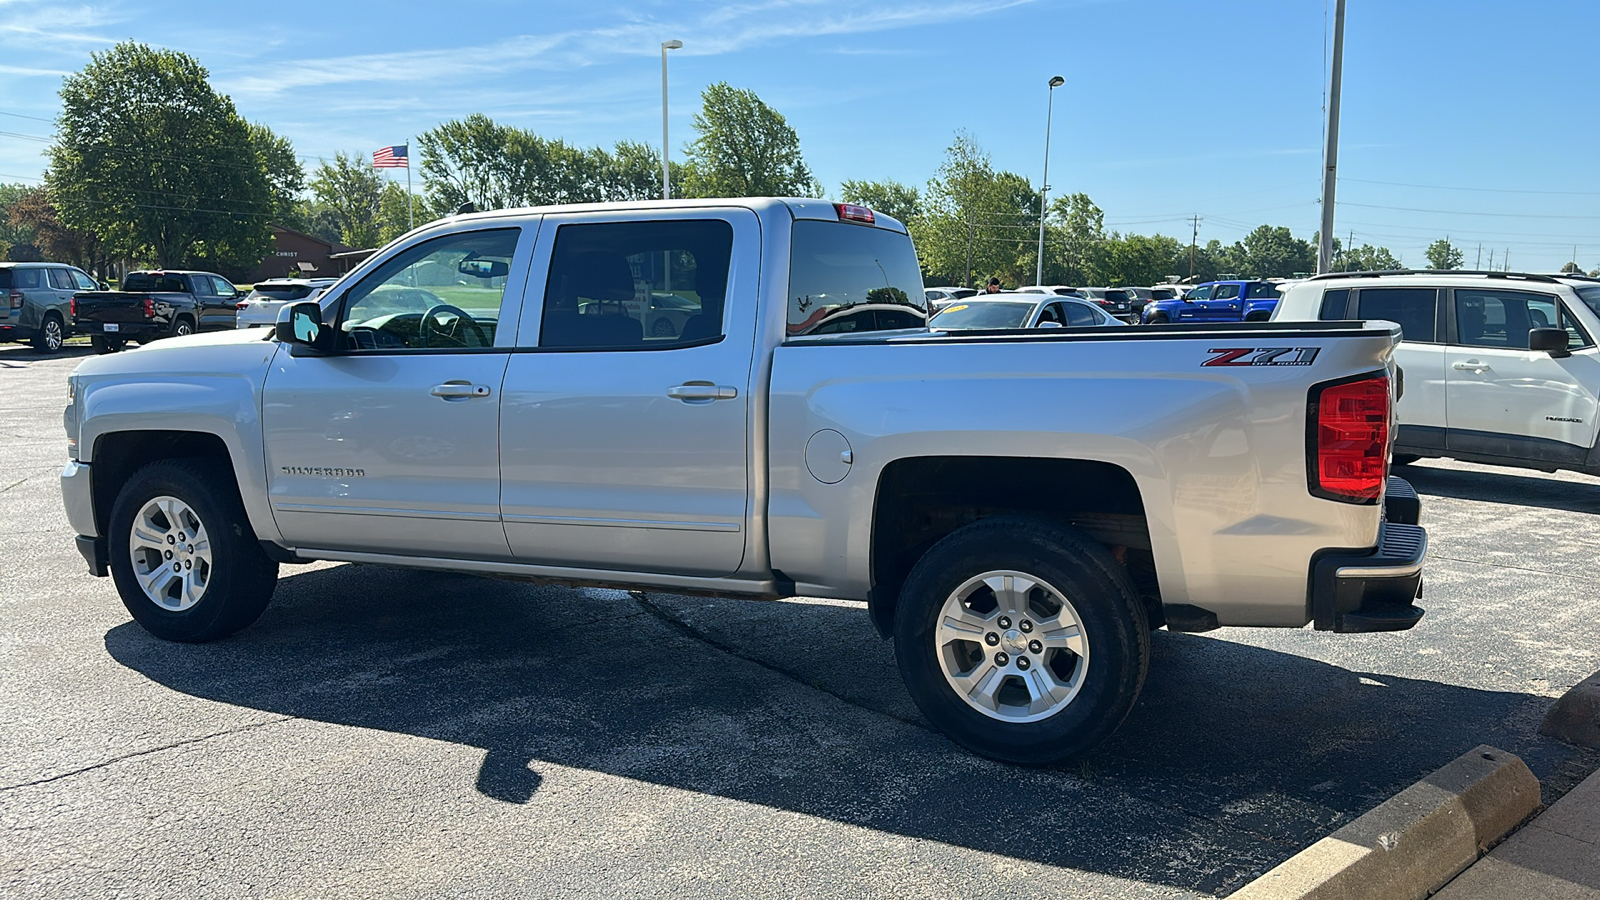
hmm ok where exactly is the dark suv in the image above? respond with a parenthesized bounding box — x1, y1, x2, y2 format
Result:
(0, 262, 100, 352)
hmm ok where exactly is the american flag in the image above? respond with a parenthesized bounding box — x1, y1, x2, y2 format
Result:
(372, 145, 408, 168)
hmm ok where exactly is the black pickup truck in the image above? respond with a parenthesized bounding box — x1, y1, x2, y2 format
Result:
(72, 270, 241, 352)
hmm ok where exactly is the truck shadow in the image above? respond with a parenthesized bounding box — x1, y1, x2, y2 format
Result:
(104, 563, 1586, 895)
(1397, 461, 1600, 515)
(0, 345, 95, 365)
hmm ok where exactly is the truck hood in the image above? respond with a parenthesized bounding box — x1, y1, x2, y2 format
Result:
(73, 329, 279, 379)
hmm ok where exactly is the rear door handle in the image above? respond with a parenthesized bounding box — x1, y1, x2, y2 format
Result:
(1452, 361, 1490, 373)
(431, 382, 492, 399)
(668, 382, 739, 401)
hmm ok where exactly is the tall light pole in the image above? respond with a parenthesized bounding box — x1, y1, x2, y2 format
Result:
(1036, 75, 1065, 286)
(661, 40, 683, 200)
(1317, 0, 1347, 274)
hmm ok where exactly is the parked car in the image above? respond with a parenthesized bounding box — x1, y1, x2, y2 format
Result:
(62, 197, 1425, 765)
(1077, 287, 1136, 321)
(1012, 285, 1085, 298)
(924, 285, 978, 311)
(235, 278, 338, 329)
(929, 293, 1117, 330)
(1142, 280, 1283, 324)
(0, 261, 100, 352)
(72, 270, 241, 352)
(1275, 269, 1600, 476)
(1119, 287, 1154, 318)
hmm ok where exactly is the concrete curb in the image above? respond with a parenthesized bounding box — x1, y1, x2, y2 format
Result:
(1230, 745, 1540, 900)
(1540, 672, 1600, 749)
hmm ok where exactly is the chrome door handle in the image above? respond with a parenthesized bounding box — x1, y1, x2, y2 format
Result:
(1452, 361, 1489, 373)
(667, 382, 739, 401)
(430, 382, 492, 399)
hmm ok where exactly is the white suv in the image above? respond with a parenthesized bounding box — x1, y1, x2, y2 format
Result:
(1274, 270, 1600, 474)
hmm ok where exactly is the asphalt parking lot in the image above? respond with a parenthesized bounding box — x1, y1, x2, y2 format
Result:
(3, 342, 1598, 899)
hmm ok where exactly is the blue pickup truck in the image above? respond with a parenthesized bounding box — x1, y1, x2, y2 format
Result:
(1140, 279, 1283, 324)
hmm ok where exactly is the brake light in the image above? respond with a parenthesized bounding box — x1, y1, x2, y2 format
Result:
(8, 291, 20, 311)
(236, 301, 249, 310)
(835, 203, 875, 225)
(69, 296, 75, 318)
(1308, 373, 1390, 503)
(142, 298, 155, 318)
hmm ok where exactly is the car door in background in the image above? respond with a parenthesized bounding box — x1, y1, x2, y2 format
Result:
(1349, 287, 1446, 453)
(207, 276, 240, 330)
(261, 224, 534, 560)
(500, 210, 757, 577)
(1203, 281, 1242, 320)
(1444, 288, 1600, 465)
(1178, 283, 1212, 319)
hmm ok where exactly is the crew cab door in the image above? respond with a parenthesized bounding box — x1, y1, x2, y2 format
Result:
(498, 209, 757, 577)
(261, 223, 536, 560)
(1200, 282, 1243, 320)
(1444, 287, 1600, 464)
(1176, 283, 1212, 320)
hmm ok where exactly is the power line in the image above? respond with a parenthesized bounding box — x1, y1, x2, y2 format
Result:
(1343, 176, 1600, 197)
(0, 109, 56, 124)
(1340, 201, 1600, 220)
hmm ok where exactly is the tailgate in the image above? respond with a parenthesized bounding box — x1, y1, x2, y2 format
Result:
(73, 292, 153, 324)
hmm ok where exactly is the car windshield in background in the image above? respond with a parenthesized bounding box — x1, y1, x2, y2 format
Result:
(930, 301, 1035, 330)
(1575, 286, 1600, 319)
(1246, 283, 1283, 299)
(788, 221, 926, 337)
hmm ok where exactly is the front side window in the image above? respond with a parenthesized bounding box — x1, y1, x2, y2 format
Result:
(1357, 288, 1437, 342)
(341, 228, 518, 352)
(1187, 285, 1213, 301)
(211, 276, 237, 297)
(70, 270, 98, 291)
(190, 276, 217, 297)
(788, 220, 925, 337)
(539, 219, 732, 349)
(1453, 289, 1583, 350)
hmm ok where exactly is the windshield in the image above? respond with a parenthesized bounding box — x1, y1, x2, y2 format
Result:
(930, 301, 1035, 330)
(1575, 286, 1600, 319)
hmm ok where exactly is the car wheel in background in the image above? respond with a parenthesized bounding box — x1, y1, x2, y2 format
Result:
(1146, 313, 1169, 324)
(893, 517, 1149, 765)
(90, 335, 126, 354)
(31, 314, 64, 352)
(173, 317, 195, 338)
(107, 458, 279, 643)
(651, 318, 677, 338)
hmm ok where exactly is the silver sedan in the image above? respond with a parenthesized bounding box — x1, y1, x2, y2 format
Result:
(928, 293, 1120, 331)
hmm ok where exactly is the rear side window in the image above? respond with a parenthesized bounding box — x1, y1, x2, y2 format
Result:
(10, 268, 41, 289)
(788, 221, 926, 337)
(540, 219, 732, 349)
(1063, 302, 1099, 326)
(1318, 288, 1350, 319)
(1245, 282, 1281, 299)
(48, 269, 75, 290)
(1357, 288, 1437, 342)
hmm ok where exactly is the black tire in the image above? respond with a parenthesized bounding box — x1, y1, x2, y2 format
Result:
(651, 318, 677, 338)
(107, 458, 279, 642)
(172, 317, 195, 338)
(1146, 313, 1169, 325)
(1392, 453, 1421, 466)
(90, 335, 126, 354)
(31, 313, 65, 352)
(894, 517, 1149, 765)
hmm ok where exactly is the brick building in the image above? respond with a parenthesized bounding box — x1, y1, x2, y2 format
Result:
(249, 225, 360, 283)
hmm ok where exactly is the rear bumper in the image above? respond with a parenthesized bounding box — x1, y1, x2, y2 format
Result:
(1309, 477, 1427, 633)
(74, 320, 163, 339)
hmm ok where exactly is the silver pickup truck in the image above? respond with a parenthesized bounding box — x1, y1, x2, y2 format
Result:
(60, 198, 1426, 763)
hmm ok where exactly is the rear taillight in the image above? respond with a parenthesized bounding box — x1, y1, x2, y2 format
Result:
(236, 301, 249, 310)
(142, 298, 155, 318)
(1308, 373, 1391, 503)
(7, 291, 20, 310)
(835, 203, 875, 225)
(68, 296, 75, 317)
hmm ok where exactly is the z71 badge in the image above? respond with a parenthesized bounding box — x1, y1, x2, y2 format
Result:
(1203, 347, 1320, 367)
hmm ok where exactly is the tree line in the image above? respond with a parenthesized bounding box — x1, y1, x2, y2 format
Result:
(0, 40, 1561, 285)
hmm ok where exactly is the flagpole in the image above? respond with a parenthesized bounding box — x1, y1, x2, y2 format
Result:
(405, 139, 413, 232)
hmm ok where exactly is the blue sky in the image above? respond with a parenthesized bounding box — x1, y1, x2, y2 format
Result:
(1, 0, 1597, 271)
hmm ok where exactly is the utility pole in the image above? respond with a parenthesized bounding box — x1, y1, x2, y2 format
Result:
(1189, 215, 1200, 279)
(1317, 0, 1347, 274)
(1036, 76, 1065, 286)
(1488, 248, 1495, 270)
(1505, 249, 1510, 272)
(1476, 242, 1482, 269)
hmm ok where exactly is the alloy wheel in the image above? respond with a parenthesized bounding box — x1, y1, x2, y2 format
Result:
(935, 570, 1089, 723)
(127, 495, 213, 611)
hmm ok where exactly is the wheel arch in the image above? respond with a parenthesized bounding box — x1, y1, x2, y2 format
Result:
(868, 455, 1159, 639)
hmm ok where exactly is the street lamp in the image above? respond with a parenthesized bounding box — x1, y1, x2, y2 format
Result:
(661, 40, 683, 200)
(1036, 75, 1064, 286)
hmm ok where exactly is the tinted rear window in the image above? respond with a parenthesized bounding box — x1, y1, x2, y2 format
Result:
(1318, 288, 1350, 319)
(1245, 282, 1282, 299)
(788, 221, 926, 337)
(248, 285, 315, 302)
(1357, 288, 1437, 342)
(1575, 286, 1600, 319)
(0, 269, 9, 289)
(123, 273, 189, 292)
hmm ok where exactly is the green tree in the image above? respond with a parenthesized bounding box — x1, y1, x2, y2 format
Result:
(1236, 225, 1315, 278)
(1425, 238, 1463, 270)
(839, 178, 920, 225)
(1099, 233, 1184, 286)
(6, 186, 110, 274)
(1340, 243, 1403, 272)
(1561, 261, 1584, 275)
(47, 42, 297, 274)
(680, 82, 820, 198)
(1045, 192, 1107, 284)
(0, 183, 37, 258)
(309, 153, 385, 248)
(911, 133, 1039, 286)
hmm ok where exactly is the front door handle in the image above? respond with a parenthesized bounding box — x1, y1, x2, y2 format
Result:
(667, 382, 739, 401)
(430, 382, 492, 400)
(1452, 361, 1490, 373)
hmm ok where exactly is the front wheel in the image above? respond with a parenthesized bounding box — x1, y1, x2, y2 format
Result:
(1145, 313, 1169, 325)
(90, 335, 126, 354)
(894, 517, 1149, 764)
(108, 458, 279, 642)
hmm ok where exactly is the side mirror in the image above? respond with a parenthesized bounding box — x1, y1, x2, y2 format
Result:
(1529, 327, 1571, 359)
(275, 301, 335, 354)
(99, 281, 110, 291)
(1037, 321, 1064, 328)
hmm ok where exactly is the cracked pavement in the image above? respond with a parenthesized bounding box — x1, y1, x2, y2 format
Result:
(2, 342, 1597, 898)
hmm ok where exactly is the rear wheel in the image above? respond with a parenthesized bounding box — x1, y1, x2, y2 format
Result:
(31, 313, 64, 352)
(172, 317, 195, 338)
(894, 517, 1149, 764)
(108, 458, 279, 642)
(90, 335, 126, 354)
